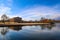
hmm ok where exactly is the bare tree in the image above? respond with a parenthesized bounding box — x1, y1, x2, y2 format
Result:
(1, 14, 9, 24)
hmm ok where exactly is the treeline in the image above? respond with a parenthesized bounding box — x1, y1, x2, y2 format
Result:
(0, 14, 60, 23)
(21, 19, 54, 23)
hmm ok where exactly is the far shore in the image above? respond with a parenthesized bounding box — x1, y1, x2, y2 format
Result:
(0, 23, 51, 27)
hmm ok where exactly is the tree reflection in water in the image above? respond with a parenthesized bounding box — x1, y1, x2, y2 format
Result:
(9, 24, 55, 31)
(1, 27, 9, 40)
(0, 24, 56, 40)
(0, 26, 22, 40)
(40, 24, 55, 30)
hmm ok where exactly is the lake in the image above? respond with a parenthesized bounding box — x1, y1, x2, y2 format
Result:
(0, 23, 60, 40)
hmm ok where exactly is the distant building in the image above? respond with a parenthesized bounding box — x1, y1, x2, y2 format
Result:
(9, 17, 22, 23)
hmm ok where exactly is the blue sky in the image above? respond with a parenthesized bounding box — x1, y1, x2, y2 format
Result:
(0, 0, 60, 20)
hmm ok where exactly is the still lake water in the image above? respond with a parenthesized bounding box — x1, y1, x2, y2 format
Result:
(0, 23, 60, 40)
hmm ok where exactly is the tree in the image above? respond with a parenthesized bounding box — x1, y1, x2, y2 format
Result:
(1, 14, 9, 23)
(1, 14, 9, 20)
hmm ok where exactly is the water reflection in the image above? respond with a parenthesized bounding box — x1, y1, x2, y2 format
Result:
(40, 24, 55, 30)
(0, 27, 9, 40)
(0, 23, 60, 40)
(1, 27, 9, 35)
(9, 24, 55, 31)
(9, 26, 22, 31)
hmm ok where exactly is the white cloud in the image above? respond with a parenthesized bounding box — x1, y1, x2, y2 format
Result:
(0, 0, 13, 19)
(17, 5, 60, 21)
(0, 0, 60, 21)
(0, 5, 11, 19)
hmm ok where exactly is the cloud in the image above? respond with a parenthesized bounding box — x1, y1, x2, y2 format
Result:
(0, 4, 11, 19)
(17, 5, 60, 21)
(0, 0, 13, 19)
(0, 0, 60, 21)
